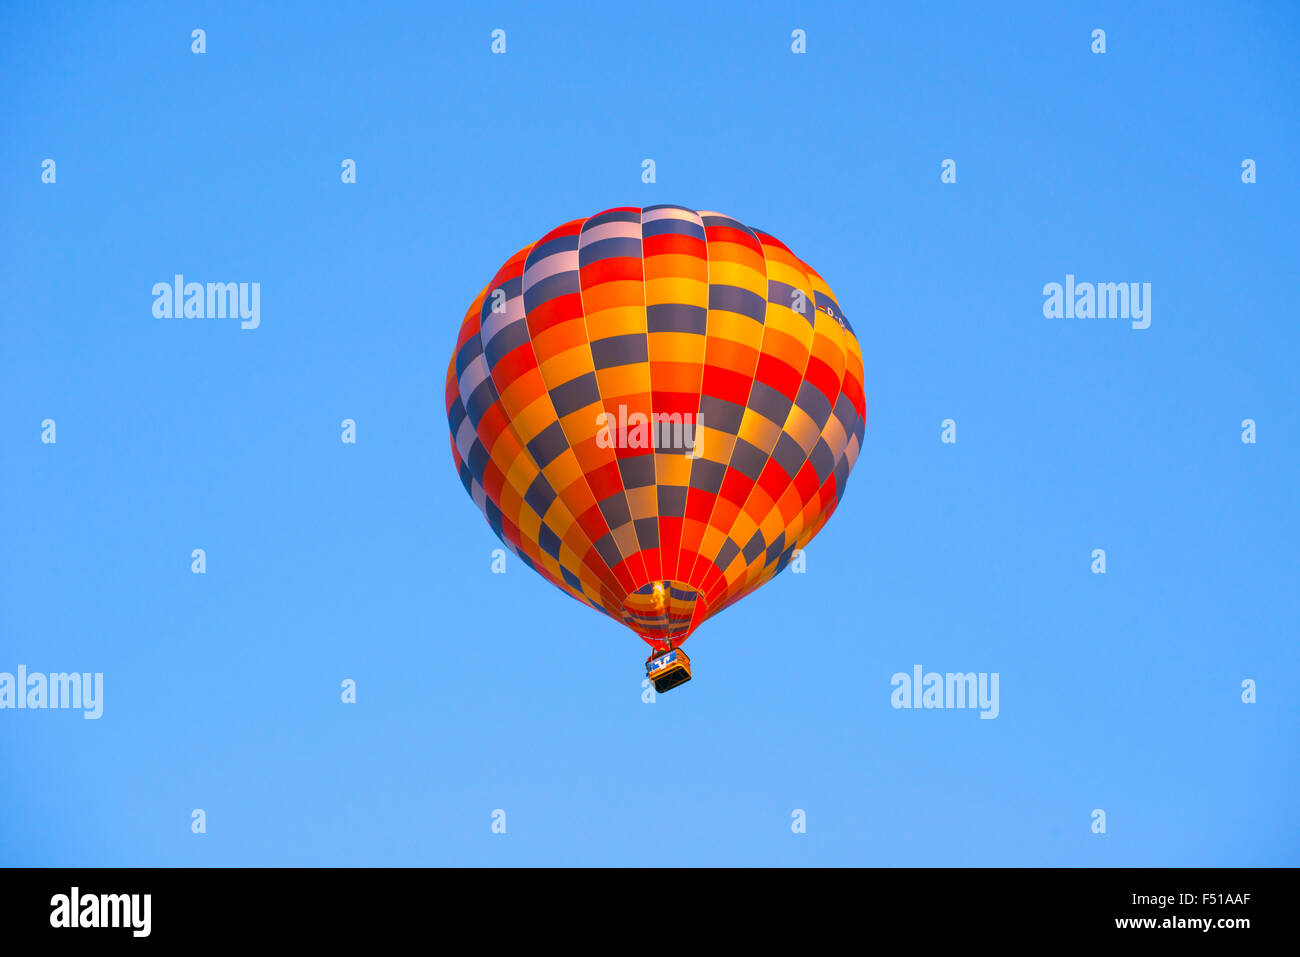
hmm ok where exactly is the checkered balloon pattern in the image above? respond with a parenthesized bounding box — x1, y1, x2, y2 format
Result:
(446, 206, 866, 650)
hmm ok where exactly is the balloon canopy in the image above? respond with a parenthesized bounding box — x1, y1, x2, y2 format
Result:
(446, 206, 865, 651)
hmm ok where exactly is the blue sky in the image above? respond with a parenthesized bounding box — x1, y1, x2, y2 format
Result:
(2, 1, 1297, 866)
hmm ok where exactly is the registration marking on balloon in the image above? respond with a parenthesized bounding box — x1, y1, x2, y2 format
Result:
(445, 206, 866, 674)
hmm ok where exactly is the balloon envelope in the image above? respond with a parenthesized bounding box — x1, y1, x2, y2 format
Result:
(446, 206, 865, 649)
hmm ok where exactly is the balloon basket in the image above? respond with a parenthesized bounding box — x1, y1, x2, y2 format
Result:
(646, 646, 692, 693)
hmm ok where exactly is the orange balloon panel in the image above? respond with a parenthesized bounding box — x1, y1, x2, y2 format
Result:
(445, 206, 865, 649)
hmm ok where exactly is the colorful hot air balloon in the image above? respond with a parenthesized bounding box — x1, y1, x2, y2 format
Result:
(445, 206, 865, 687)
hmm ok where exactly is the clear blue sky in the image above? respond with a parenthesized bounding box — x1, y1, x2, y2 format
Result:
(2, 1, 1296, 866)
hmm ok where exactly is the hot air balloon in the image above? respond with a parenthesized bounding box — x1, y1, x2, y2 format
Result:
(445, 206, 865, 691)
